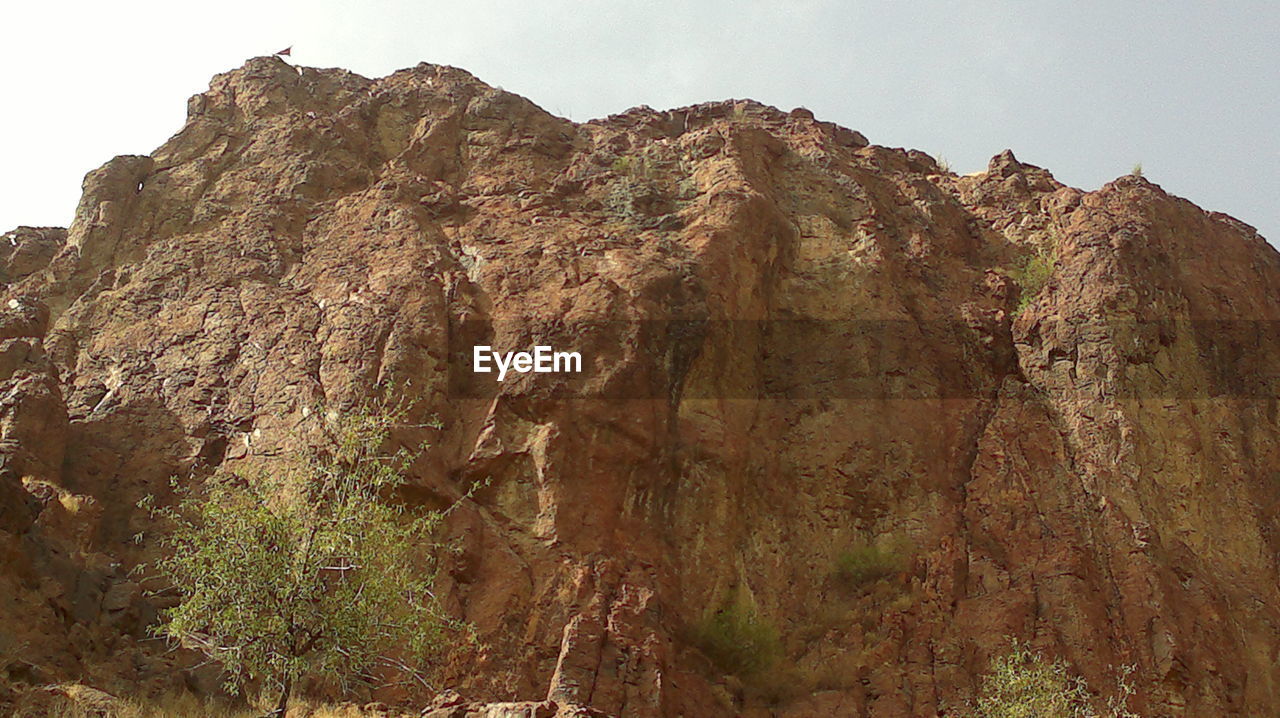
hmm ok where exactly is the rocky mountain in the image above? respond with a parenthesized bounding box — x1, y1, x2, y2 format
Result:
(2, 56, 1278, 716)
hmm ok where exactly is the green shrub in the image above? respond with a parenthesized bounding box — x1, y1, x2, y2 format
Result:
(971, 641, 1091, 717)
(139, 405, 463, 717)
(967, 640, 1139, 718)
(833, 542, 903, 587)
(611, 153, 656, 180)
(611, 155, 635, 175)
(1010, 240, 1058, 313)
(690, 594, 781, 676)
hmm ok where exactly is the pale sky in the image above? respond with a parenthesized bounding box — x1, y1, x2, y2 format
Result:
(3, 1, 1276, 241)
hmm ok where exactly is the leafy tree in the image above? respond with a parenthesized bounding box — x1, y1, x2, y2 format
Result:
(140, 407, 461, 717)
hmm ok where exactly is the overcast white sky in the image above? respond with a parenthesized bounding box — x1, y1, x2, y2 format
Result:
(2, 1, 1276, 241)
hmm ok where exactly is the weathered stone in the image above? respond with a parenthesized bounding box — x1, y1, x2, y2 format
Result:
(0, 55, 1276, 716)
(0, 469, 35, 535)
(0, 227, 66, 285)
(100, 581, 139, 613)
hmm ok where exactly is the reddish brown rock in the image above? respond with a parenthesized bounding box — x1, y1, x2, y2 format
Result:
(1, 56, 1278, 716)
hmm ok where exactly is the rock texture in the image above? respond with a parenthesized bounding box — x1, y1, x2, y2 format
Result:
(3, 56, 1280, 716)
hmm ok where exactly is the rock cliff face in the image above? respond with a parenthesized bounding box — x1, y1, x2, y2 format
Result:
(3, 56, 1280, 716)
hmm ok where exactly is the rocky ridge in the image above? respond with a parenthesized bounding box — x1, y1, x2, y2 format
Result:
(2, 56, 1279, 716)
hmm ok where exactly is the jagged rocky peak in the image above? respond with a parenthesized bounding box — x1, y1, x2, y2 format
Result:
(1, 57, 1278, 717)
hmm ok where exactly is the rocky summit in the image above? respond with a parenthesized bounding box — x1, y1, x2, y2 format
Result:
(2, 55, 1279, 717)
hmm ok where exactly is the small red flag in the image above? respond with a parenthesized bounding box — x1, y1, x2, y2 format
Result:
(275, 46, 292, 57)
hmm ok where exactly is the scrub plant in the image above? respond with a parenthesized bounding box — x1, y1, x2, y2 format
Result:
(968, 640, 1139, 718)
(689, 591, 781, 676)
(1010, 232, 1060, 313)
(833, 541, 904, 588)
(139, 405, 461, 717)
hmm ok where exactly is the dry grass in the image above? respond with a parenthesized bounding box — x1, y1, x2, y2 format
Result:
(9, 687, 404, 718)
(11, 689, 255, 718)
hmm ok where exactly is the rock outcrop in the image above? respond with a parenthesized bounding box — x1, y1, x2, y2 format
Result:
(2, 56, 1278, 716)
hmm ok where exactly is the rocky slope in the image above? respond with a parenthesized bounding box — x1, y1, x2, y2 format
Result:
(3, 56, 1279, 716)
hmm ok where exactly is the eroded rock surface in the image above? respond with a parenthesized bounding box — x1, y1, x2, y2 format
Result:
(2, 56, 1279, 716)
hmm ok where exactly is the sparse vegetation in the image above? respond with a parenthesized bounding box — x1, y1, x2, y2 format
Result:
(604, 146, 700, 230)
(833, 541, 905, 588)
(689, 592, 781, 676)
(1130, 162, 1143, 178)
(965, 640, 1139, 718)
(937, 155, 952, 173)
(611, 152, 657, 180)
(1009, 235, 1059, 313)
(138, 405, 463, 717)
(10, 689, 395, 718)
(970, 641, 1091, 717)
(610, 154, 637, 177)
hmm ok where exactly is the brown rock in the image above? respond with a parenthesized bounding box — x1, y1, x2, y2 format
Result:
(0, 469, 35, 534)
(100, 580, 139, 612)
(0, 56, 1277, 717)
(0, 227, 66, 285)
